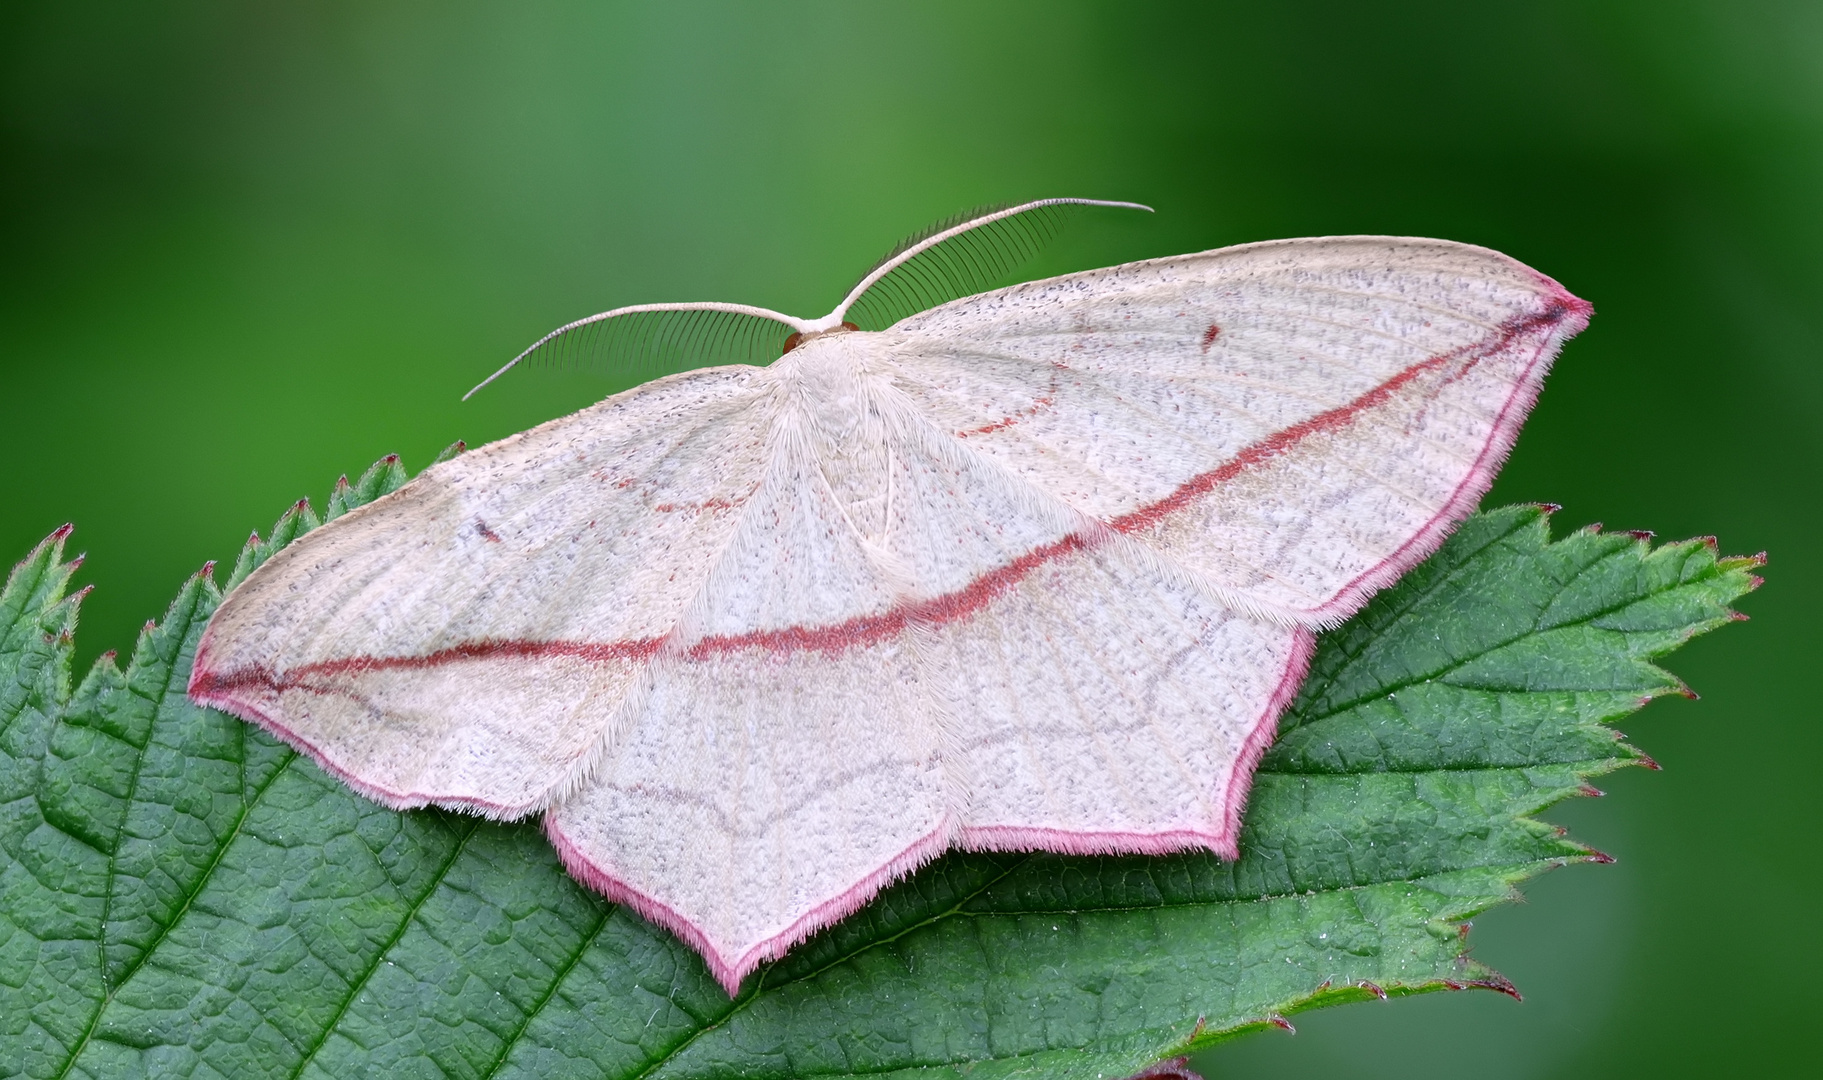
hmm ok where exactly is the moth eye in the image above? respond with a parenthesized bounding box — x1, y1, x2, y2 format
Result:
(781, 331, 804, 355)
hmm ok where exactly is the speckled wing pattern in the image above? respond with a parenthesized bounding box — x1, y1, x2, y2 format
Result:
(190, 236, 1589, 993)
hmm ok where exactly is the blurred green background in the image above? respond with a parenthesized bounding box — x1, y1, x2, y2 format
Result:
(2, 2, 1816, 1076)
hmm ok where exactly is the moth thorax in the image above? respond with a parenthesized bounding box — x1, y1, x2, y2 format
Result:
(780, 335, 885, 438)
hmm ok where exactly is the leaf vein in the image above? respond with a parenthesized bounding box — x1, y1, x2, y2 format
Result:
(629, 858, 1033, 1080)
(50, 747, 300, 1080)
(477, 900, 612, 1079)
(285, 817, 479, 1078)
(1299, 552, 1730, 723)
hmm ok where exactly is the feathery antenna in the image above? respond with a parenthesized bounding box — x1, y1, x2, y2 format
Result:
(465, 198, 1150, 398)
(832, 198, 1152, 331)
(463, 302, 806, 400)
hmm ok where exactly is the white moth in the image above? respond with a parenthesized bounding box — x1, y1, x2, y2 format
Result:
(190, 199, 1589, 994)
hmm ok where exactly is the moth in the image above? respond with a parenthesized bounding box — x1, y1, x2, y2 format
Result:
(190, 199, 1590, 993)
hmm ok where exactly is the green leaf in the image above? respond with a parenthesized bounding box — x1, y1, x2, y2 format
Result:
(0, 460, 1757, 1080)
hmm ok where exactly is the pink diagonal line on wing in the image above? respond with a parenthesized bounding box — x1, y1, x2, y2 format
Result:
(188, 638, 665, 816)
(193, 294, 1585, 681)
(1108, 296, 1588, 538)
(1293, 295, 1589, 624)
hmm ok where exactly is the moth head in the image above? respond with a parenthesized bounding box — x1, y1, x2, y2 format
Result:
(780, 321, 861, 355)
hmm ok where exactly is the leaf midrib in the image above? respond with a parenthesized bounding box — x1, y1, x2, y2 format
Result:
(1257, 755, 1634, 776)
(951, 855, 1581, 919)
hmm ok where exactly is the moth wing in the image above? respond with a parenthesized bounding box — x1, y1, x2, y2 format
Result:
(541, 369, 1310, 993)
(846, 396, 1313, 860)
(884, 236, 1589, 624)
(191, 366, 779, 816)
(918, 535, 1311, 860)
(545, 388, 957, 993)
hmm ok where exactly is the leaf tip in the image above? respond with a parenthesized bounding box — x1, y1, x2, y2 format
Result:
(1123, 1057, 1205, 1080)
(1624, 529, 1655, 542)
(1634, 749, 1663, 771)
(1268, 1014, 1295, 1033)
(1578, 783, 1605, 798)
(1464, 974, 1523, 1001)
(52, 522, 74, 541)
(1359, 979, 1388, 1000)
(1585, 848, 1616, 865)
(1534, 502, 1563, 515)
